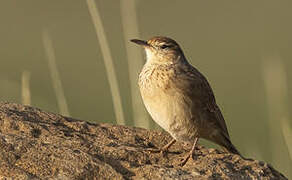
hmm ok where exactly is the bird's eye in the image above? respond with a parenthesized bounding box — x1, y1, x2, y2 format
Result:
(160, 44, 171, 49)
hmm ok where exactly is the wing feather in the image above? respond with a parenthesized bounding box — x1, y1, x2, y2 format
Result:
(174, 62, 230, 137)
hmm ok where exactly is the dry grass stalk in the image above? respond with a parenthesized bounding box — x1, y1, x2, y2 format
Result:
(21, 70, 31, 105)
(261, 53, 291, 177)
(120, 0, 150, 128)
(42, 29, 70, 117)
(86, 0, 125, 125)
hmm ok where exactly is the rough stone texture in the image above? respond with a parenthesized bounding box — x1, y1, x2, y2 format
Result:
(0, 102, 287, 180)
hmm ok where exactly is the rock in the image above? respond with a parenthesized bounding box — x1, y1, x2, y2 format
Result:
(0, 102, 287, 180)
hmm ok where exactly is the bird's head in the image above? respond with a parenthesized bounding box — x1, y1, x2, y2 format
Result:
(131, 36, 185, 64)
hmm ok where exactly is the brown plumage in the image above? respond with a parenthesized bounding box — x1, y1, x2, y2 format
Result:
(131, 36, 240, 166)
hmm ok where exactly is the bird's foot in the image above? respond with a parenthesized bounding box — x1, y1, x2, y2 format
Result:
(178, 137, 198, 166)
(178, 150, 197, 166)
(147, 139, 176, 156)
(146, 146, 170, 157)
(178, 153, 192, 166)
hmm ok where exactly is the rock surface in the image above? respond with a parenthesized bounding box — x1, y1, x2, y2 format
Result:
(0, 102, 287, 179)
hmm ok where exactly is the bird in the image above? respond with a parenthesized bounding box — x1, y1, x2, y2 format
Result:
(130, 36, 241, 166)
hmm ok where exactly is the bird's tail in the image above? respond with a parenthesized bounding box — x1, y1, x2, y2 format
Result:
(222, 141, 241, 156)
(218, 132, 242, 156)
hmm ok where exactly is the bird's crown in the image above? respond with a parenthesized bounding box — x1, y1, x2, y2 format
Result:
(131, 36, 186, 63)
(147, 36, 180, 50)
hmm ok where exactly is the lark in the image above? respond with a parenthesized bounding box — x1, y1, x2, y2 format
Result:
(131, 36, 240, 166)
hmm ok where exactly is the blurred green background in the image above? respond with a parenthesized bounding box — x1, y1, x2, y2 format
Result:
(0, 0, 291, 178)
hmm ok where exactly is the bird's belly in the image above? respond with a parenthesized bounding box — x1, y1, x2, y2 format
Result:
(143, 98, 171, 132)
(142, 90, 198, 142)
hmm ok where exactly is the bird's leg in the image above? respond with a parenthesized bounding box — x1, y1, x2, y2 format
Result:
(149, 139, 176, 154)
(161, 139, 176, 152)
(179, 137, 198, 166)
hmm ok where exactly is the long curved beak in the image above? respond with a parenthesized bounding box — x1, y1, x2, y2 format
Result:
(130, 39, 149, 47)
